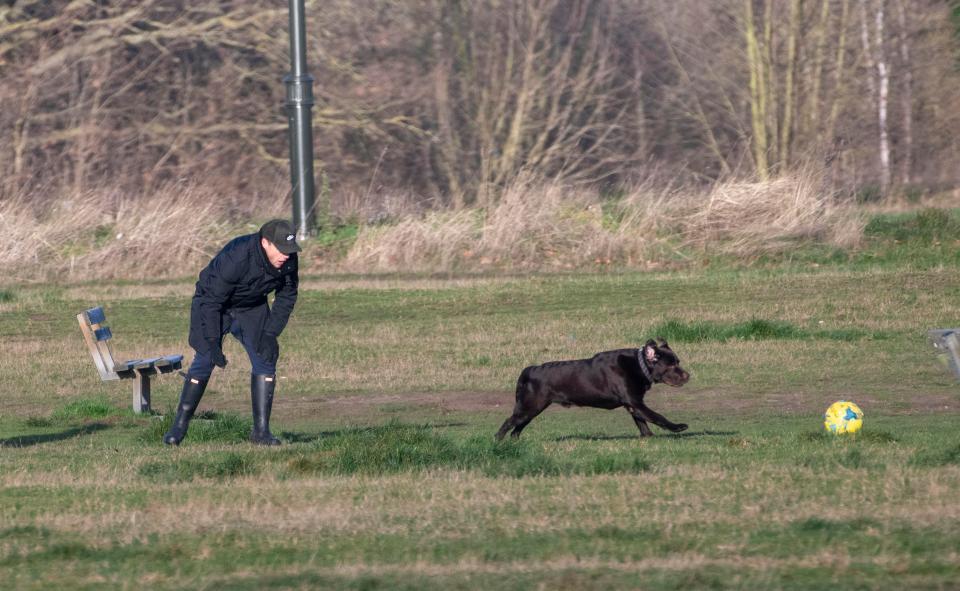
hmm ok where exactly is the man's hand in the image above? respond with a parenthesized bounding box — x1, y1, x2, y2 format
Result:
(207, 339, 228, 368)
(258, 333, 279, 364)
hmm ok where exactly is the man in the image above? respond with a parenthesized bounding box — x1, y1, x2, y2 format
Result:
(163, 219, 300, 446)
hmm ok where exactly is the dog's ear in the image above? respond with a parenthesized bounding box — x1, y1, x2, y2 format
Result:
(644, 343, 658, 362)
(656, 337, 670, 350)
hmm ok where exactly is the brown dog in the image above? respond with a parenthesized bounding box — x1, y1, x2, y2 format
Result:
(495, 339, 690, 439)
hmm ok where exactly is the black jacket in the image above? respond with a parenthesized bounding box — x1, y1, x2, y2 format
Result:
(188, 233, 298, 353)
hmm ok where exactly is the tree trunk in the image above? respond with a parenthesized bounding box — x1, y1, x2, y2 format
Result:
(762, 0, 778, 167)
(780, 0, 802, 168)
(826, 0, 850, 156)
(432, 27, 464, 208)
(874, 2, 892, 194)
(808, 0, 831, 147)
(894, 0, 913, 186)
(744, 0, 770, 179)
(859, 0, 891, 195)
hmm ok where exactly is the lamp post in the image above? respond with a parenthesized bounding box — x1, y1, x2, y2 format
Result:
(285, 0, 316, 240)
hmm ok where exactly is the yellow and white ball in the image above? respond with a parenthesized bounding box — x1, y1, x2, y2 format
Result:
(824, 400, 864, 435)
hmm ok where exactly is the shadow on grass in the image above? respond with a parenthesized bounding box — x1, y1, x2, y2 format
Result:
(666, 430, 739, 439)
(553, 434, 642, 442)
(280, 430, 359, 444)
(0, 423, 110, 448)
(280, 422, 470, 444)
(554, 430, 737, 442)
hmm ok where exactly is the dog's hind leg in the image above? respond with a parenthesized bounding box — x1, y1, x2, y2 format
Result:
(496, 367, 542, 440)
(496, 400, 548, 440)
(508, 400, 550, 439)
(497, 371, 526, 440)
(495, 413, 519, 440)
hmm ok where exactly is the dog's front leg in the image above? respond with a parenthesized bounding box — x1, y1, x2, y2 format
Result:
(633, 402, 688, 433)
(625, 406, 655, 437)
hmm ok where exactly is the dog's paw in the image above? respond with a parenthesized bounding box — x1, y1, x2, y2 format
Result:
(671, 423, 689, 433)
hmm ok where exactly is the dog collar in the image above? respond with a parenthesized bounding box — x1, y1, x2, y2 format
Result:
(636, 348, 655, 383)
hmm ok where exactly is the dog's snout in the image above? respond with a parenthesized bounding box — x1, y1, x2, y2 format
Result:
(666, 367, 690, 386)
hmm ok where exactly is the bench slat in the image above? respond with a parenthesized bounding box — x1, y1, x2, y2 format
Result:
(117, 358, 148, 367)
(85, 307, 106, 325)
(112, 360, 135, 372)
(113, 359, 151, 372)
(114, 355, 182, 373)
(77, 312, 117, 381)
(138, 357, 163, 369)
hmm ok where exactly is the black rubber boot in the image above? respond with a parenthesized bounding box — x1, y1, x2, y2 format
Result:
(250, 374, 281, 446)
(163, 376, 208, 446)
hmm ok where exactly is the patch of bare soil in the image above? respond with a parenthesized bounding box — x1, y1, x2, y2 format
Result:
(651, 386, 960, 416)
(8, 387, 954, 424)
(271, 386, 959, 422)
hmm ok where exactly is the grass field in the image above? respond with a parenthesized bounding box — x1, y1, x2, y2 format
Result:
(2, 213, 960, 589)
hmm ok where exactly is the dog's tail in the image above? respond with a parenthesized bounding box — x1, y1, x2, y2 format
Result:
(515, 366, 533, 403)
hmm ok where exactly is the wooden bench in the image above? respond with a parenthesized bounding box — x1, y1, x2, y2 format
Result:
(77, 306, 184, 413)
(928, 328, 960, 382)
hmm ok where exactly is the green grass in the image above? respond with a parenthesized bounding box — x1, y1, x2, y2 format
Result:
(139, 451, 259, 482)
(282, 421, 652, 478)
(909, 442, 960, 467)
(746, 207, 960, 269)
(649, 318, 889, 343)
(312, 220, 361, 259)
(142, 410, 252, 444)
(2, 223, 960, 589)
(864, 207, 960, 243)
(49, 397, 119, 421)
(2, 412, 960, 589)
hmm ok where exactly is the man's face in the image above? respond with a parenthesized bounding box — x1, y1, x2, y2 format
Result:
(261, 237, 290, 269)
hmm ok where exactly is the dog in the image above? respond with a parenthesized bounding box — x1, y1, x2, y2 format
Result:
(495, 339, 690, 439)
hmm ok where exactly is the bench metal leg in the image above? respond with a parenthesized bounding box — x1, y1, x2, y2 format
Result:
(945, 333, 960, 381)
(929, 329, 960, 382)
(133, 373, 151, 413)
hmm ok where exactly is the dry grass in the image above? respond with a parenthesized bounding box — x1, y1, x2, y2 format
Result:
(342, 209, 480, 272)
(676, 171, 864, 254)
(57, 276, 514, 303)
(200, 553, 916, 580)
(476, 180, 612, 267)
(1, 170, 864, 279)
(0, 184, 285, 282)
(342, 170, 862, 273)
(342, 176, 670, 273)
(5, 464, 960, 540)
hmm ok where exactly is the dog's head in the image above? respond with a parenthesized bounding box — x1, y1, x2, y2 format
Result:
(642, 339, 690, 387)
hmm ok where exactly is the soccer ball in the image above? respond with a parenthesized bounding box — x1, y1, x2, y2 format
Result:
(824, 400, 864, 435)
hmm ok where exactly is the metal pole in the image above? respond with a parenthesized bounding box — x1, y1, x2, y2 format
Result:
(285, 0, 316, 240)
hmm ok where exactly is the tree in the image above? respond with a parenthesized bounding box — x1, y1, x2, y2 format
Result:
(859, 0, 892, 194)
